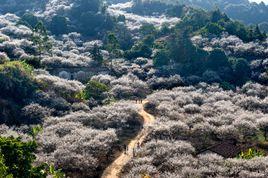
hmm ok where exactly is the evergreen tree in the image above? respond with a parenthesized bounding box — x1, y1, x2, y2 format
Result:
(31, 22, 52, 58)
(168, 30, 198, 64)
(207, 49, 229, 70)
(91, 44, 103, 64)
(82, 80, 109, 101)
(20, 13, 39, 29)
(50, 16, 68, 35)
(153, 49, 170, 67)
(106, 32, 121, 58)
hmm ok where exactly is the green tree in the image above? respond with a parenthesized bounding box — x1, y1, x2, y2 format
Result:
(91, 44, 103, 64)
(32, 22, 52, 58)
(23, 56, 41, 69)
(140, 24, 157, 36)
(180, 9, 210, 31)
(50, 16, 68, 35)
(19, 13, 39, 29)
(114, 24, 133, 50)
(168, 30, 203, 64)
(125, 43, 152, 60)
(223, 21, 265, 42)
(211, 9, 228, 23)
(68, 0, 114, 37)
(142, 35, 155, 47)
(0, 61, 37, 101)
(79, 12, 102, 36)
(105, 32, 121, 58)
(252, 25, 267, 41)
(0, 136, 64, 178)
(202, 22, 225, 36)
(238, 148, 265, 160)
(0, 137, 37, 178)
(125, 34, 154, 60)
(29, 125, 43, 140)
(0, 154, 11, 178)
(207, 49, 229, 70)
(229, 58, 251, 85)
(82, 80, 109, 101)
(159, 24, 171, 36)
(153, 49, 169, 67)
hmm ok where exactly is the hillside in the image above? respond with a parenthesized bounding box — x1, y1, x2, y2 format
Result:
(0, 0, 268, 177)
(138, 0, 268, 32)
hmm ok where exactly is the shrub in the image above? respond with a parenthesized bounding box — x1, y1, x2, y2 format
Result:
(49, 15, 68, 36)
(82, 80, 109, 101)
(229, 57, 251, 85)
(206, 48, 229, 71)
(23, 56, 41, 68)
(0, 137, 37, 178)
(0, 61, 37, 101)
(201, 22, 225, 36)
(0, 153, 9, 177)
(238, 148, 265, 160)
(19, 13, 39, 29)
(0, 136, 64, 178)
(202, 70, 222, 83)
(153, 49, 170, 67)
(125, 43, 152, 60)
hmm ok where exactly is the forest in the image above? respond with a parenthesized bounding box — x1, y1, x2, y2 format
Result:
(0, 0, 267, 177)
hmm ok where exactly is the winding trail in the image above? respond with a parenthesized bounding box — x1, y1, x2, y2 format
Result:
(101, 101, 155, 178)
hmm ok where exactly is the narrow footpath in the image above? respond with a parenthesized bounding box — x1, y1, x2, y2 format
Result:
(101, 101, 155, 178)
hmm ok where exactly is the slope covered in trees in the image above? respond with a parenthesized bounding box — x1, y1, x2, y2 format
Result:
(0, 0, 267, 177)
(122, 83, 268, 177)
(140, 0, 268, 32)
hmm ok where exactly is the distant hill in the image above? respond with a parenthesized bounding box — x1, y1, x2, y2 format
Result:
(141, 0, 268, 32)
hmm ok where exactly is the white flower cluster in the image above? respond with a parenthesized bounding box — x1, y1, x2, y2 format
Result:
(192, 34, 268, 59)
(36, 101, 141, 177)
(41, 33, 105, 67)
(123, 82, 268, 177)
(0, 14, 35, 60)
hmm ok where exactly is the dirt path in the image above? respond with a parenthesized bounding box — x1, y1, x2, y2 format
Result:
(101, 101, 155, 178)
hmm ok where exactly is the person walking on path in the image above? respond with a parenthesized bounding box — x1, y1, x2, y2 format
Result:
(133, 147, 136, 157)
(101, 102, 155, 178)
(137, 142, 141, 149)
(124, 144, 128, 154)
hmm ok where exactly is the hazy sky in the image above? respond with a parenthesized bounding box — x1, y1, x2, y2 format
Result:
(249, 0, 268, 4)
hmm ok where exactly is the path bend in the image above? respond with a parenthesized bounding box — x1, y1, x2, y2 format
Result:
(101, 101, 155, 178)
